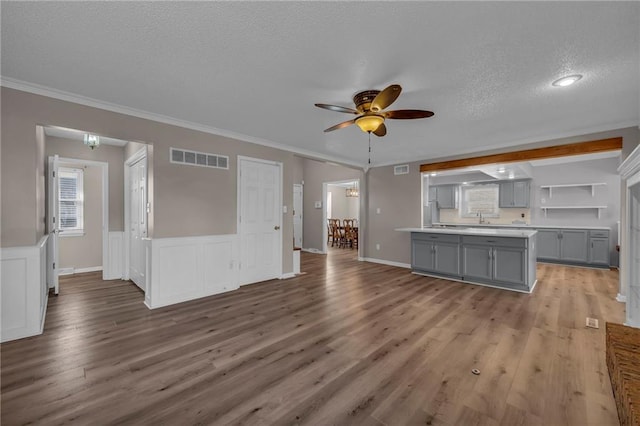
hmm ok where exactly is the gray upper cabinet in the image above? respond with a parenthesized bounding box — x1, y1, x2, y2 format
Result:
(499, 180, 530, 208)
(429, 185, 457, 209)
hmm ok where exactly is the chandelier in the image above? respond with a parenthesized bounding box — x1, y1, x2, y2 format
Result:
(346, 182, 359, 197)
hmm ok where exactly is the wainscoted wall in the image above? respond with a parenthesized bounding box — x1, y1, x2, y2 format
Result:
(1, 236, 48, 342)
(145, 234, 239, 309)
(105, 231, 124, 280)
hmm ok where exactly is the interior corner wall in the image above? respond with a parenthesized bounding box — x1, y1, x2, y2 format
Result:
(35, 126, 46, 241)
(364, 163, 422, 263)
(1, 88, 295, 273)
(300, 158, 362, 251)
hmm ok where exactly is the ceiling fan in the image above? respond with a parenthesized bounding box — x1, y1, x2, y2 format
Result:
(315, 84, 434, 137)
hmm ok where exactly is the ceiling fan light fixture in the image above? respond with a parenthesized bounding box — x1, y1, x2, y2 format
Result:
(552, 74, 582, 87)
(355, 115, 384, 133)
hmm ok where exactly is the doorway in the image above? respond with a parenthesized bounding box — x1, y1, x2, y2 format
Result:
(237, 156, 283, 285)
(47, 155, 109, 294)
(322, 179, 360, 254)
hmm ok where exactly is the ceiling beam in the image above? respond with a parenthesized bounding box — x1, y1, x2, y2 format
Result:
(420, 137, 623, 173)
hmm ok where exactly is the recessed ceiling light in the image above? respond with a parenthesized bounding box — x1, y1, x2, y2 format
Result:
(462, 181, 468, 185)
(497, 167, 506, 173)
(430, 172, 437, 176)
(552, 74, 582, 87)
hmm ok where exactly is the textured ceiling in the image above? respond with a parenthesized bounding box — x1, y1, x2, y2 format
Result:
(2, 2, 639, 167)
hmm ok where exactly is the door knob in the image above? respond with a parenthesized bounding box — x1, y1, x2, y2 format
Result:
(274, 225, 280, 230)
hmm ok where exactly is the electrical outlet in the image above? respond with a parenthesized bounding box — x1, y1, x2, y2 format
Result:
(376, 244, 380, 250)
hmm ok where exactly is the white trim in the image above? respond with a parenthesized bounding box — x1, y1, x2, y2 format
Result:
(104, 231, 124, 280)
(1, 236, 49, 342)
(58, 266, 103, 276)
(411, 271, 536, 294)
(146, 234, 239, 309)
(280, 272, 296, 279)
(616, 293, 627, 303)
(359, 257, 411, 269)
(1, 77, 363, 168)
(302, 248, 324, 254)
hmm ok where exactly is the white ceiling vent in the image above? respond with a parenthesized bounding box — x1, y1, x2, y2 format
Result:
(170, 148, 229, 170)
(394, 164, 409, 175)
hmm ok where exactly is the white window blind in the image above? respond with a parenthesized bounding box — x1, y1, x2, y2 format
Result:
(58, 167, 84, 234)
(460, 183, 499, 218)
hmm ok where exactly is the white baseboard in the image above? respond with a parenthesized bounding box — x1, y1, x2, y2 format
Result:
(616, 293, 627, 303)
(302, 248, 324, 254)
(280, 272, 296, 279)
(1, 236, 49, 342)
(359, 257, 411, 269)
(59, 266, 103, 276)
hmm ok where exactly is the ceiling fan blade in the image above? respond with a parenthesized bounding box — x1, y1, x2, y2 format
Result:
(370, 84, 402, 112)
(385, 109, 435, 119)
(372, 122, 387, 137)
(315, 103, 358, 114)
(324, 118, 356, 132)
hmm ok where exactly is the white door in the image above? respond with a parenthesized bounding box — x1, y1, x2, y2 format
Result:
(293, 184, 303, 248)
(128, 156, 147, 290)
(47, 155, 60, 295)
(239, 158, 282, 285)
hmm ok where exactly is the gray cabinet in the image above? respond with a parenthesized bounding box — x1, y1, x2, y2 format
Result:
(588, 230, 610, 266)
(429, 185, 457, 209)
(560, 230, 588, 263)
(411, 233, 461, 277)
(499, 180, 530, 208)
(461, 236, 527, 289)
(536, 228, 608, 267)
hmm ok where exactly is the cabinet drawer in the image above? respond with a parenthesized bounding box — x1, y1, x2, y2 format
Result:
(589, 230, 609, 238)
(412, 233, 460, 244)
(462, 235, 527, 248)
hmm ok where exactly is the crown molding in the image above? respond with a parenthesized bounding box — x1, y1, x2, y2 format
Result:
(0, 76, 365, 169)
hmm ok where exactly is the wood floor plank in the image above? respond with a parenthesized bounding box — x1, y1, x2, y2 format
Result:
(0, 249, 625, 425)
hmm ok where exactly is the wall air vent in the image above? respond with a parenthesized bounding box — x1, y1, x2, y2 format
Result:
(394, 165, 409, 175)
(170, 148, 229, 170)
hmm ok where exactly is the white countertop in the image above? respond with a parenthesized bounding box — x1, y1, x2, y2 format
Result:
(396, 227, 537, 238)
(432, 222, 611, 231)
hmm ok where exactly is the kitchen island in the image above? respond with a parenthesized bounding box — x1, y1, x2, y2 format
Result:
(396, 227, 538, 293)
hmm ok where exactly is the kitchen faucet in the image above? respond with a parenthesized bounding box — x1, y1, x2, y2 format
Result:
(477, 212, 485, 224)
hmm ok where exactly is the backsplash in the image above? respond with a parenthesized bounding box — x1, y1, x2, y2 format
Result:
(439, 208, 530, 225)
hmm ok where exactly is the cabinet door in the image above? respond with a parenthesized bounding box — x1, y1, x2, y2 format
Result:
(493, 247, 526, 285)
(412, 240, 435, 271)
(498, 182, 514, 208)
(462, 245, 492, 281)
(512, 180, 530, 208)
(437, 186, 456, 209)
(537, 229, 561, 260)
(589, 238, 609, 266)
(434, 242, 460, 276)
(560, 230, 588, 263)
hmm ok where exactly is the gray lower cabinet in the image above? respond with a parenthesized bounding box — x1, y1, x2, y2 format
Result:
(536, 228, 608, 267)
(412, 233, 461, 277)
(461, 237, 527, 289)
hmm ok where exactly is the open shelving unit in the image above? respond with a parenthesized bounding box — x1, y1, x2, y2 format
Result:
(540, 205, 607, 218)
(540, 182, 606, 198)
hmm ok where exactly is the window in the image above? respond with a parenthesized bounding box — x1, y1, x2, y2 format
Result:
(58, 167, 84, 235)
(460, 183, 499, 218)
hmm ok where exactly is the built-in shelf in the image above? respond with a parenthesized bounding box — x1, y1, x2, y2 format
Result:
(540, 205, 607, 218)
(540, 182, 606, 198)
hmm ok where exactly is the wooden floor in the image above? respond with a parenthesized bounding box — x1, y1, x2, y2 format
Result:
(1, 249, 625, 425)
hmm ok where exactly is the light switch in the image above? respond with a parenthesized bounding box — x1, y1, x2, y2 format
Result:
(376, 208, 381, 214)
